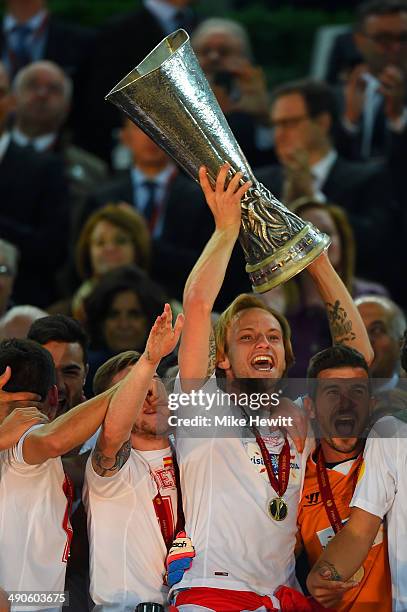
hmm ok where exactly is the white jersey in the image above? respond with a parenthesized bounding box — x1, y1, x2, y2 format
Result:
(0, 425, 72, 612)
(84, 445, 178, 611)
(173, 374, 312, 601)
(351, 415, 407, 611)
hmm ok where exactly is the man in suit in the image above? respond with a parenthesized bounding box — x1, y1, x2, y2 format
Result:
(1, 0, 95, 146)
(335, 0, 407, 161)
(12, 61, 108, 232)
(256, 78, 398, 291)
(82, 119, 214, 302)
(80, 0, 197, 163)
(0, 61, 69, 307)
(0, 0, 94, 80)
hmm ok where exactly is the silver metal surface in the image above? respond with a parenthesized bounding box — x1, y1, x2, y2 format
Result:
(106, 29, 330, 292)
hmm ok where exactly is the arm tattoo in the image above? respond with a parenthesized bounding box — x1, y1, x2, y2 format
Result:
(326, 300, 356, 345)
(92, 439, 131, 477)
(315, 560, 342, 581)
(206, 330, 216, 377)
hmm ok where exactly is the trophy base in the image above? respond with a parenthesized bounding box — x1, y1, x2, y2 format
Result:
(247, 224, 330, 293)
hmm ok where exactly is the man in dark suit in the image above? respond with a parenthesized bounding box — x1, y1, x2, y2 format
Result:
(256, 78, 399, 292)
(79, 0, 197, 163)
(0, 0, 94, 79)
(81, 119, 215, 302)
(12, 61, 108, 232)
(1, 0, 95, 141)
(0, 61, 69, 307)
(334, 0, 407, 161)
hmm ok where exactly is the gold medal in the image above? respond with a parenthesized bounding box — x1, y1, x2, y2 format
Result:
(267, 497, 288, 521)
(350, 566, 364, 583)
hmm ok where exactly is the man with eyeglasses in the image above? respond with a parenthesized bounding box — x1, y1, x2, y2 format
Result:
(337, 0, 407, 161)
(256, 78, 397, 290)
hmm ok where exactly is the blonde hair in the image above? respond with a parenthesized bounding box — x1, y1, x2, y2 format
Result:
(214, 293, 294, 372)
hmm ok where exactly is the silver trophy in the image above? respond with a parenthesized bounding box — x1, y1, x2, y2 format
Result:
(105, 29, 329, 292)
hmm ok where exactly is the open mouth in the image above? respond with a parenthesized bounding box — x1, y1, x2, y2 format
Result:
(251, 355, 274, 372)
(334, 417, 356, 437)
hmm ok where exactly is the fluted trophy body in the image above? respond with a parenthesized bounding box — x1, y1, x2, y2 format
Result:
(105, 29, 329, 292)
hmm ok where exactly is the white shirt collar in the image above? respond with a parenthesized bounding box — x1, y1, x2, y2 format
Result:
(311, 149, 338, 191)
(3, 9, 48, 33)
(12, 127, 57, 152)
(0, 132, 11, 162)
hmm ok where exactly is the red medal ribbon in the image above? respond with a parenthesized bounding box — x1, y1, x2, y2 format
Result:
(61, 473, 74, 563)
(252, 426, 291, 498)
(315, 445, 363, 534)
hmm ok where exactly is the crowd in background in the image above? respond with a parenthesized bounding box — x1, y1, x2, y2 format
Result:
(1, 0, 407, 364)
(1, 0, 407, 610)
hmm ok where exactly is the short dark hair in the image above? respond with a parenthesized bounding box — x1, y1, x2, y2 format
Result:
(356, 0, 407, 30)
(93, 350, 141, 395)
(0, 338, 56, 400)
(27, 314, 89, 365)
(271, 78, 337, 120)
(307, 345, 369, 399)
(83, 265, 167, 351)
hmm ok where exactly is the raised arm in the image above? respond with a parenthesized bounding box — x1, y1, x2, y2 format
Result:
(179, 163, 251, 390)
(307, 252, 374, 364)
(92, 303, 183, 477)
(306, 507, 381, 608)
(22, 384, 117, 465)
(0, 366, 48, 451)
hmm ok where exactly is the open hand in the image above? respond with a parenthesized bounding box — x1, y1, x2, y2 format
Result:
(144, 303, 184, 366)
(199, 163, 251, 233)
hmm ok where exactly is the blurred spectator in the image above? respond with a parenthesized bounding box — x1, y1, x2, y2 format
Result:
(0, 60, 69, 306)
(83, 264, 167, 395)
(84, 265, 166, 355)
(355, 294, 406, 382)
(51, 204, 151, 318)
(0, 0, 95, 133)
(192, 17, 275, 167)
(336, 0, 407, 160)
(82, 119, 213, 301)
(79, 0, 198, 163)
(0, 238, 18, 316)
(323, 29, 363, 85)
(256, 78, 398, 289)
(0, 0, 95, 79)
(12, 60, 108, 229)
(0, 304, 47, 339)
(263, 199, 389, 376)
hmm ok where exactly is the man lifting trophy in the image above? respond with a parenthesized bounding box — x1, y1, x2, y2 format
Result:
(105, 29, 329, 292)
